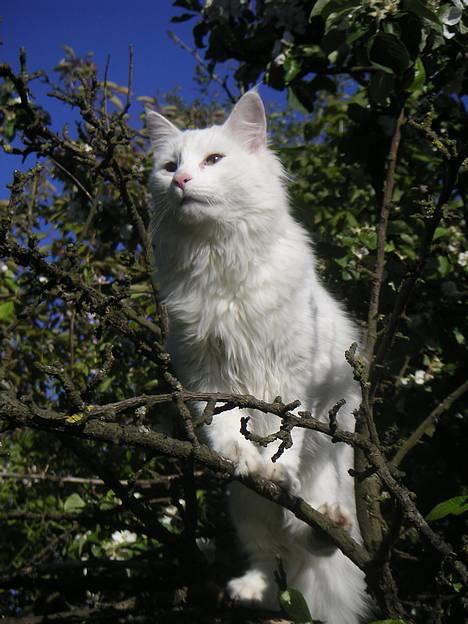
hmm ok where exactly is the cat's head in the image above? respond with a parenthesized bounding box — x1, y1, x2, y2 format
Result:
(146, 91, 285, 228)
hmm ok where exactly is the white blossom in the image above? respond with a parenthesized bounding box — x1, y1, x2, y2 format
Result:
(366, 0, 400, 20)
(159, 504, 178, 529)
(273, 53, 286, 66)
(353, 247, 369, 260)
(441, 0, 468, 38)
(111, 530, 137, 545)
(457, 250, 468, 267)
(413, 370, 426, 385)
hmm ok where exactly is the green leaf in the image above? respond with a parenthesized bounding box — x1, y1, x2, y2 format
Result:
(402, 0, 440, 25)
(426, 496, 468, 522)
(288, 84, 315, 113)
(408, 57, 426, 93)
(369, 33, 411, 73)
(98, 376, 114, 393)
(433, 226, 449, 240)
(279, 588, 315, 623)
(369, 71, 395, 105)
(288, 88, 306, 113)
(284, 56, 302, 84)
(171, 12, 195, 23)
(0, 300, 14, 322)
(64, 493, 86, 513)
(310, 0, 333, 18)
(437, 255, 451, 277)
(4, 277, 18, 294)
(310, 0, 359, 20)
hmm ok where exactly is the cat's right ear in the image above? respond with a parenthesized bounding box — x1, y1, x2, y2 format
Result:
(145, 109, 181, 151)
(223, 90, 267, 153)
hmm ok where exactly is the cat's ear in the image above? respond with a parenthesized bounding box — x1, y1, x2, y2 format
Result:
(223, 91, 267, 152)
(145, 109, 181, 151)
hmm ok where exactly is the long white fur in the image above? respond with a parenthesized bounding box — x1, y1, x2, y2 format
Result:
(147, 92, 370, 624)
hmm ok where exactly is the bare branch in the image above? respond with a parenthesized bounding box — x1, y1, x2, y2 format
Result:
(0, 390, 371, 571)
(365, 108, 405, 367)
(167, 30, 237, 104)
(392, 378, 468, 467)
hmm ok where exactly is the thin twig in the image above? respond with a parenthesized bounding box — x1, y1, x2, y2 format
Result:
(50, 157, 94, 202)
(392, 379, 468, 467)
(103, 54, 111, 131)
(167, 30, 236, 104)
(0, 471, 196, 487)
(124, 45, 133, 114)
(365, 108, 405, 366)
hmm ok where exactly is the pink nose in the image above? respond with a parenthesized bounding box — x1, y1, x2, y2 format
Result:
(174, 172, 192, 190)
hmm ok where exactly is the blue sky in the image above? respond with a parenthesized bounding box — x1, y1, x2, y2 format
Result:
(0, 1, 285, 198)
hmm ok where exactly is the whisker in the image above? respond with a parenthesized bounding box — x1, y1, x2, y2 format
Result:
(149, 201, 170, 237)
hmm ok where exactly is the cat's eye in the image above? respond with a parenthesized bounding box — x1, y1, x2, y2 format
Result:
(163, 161, 177, 172)
(204, 153, 224, 166)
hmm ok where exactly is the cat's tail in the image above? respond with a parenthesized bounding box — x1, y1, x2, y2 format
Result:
(291, 549, 372, 624)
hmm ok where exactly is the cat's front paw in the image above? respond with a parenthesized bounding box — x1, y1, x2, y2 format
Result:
(222, 440, 265, 477)
(267, 462, 300, 494)
(227, 570, 268, 604)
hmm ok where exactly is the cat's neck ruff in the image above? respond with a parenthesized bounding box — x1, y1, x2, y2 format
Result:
(156, 200, 290, 286)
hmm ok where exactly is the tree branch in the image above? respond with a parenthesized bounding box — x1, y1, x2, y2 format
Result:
(391, 378, 468, 467)
(0, 390, 371, 571)
(365, 107, 405, 367)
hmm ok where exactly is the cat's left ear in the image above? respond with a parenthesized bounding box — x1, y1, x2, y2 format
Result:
(223, 90, 267, 153)
(145, 109, 181, 152)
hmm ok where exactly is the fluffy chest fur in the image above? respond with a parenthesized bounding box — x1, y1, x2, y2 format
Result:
(157, 221, 317, 402)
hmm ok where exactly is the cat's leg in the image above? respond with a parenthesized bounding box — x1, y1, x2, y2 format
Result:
(202, 406, 271, 478)
(261, 425, 305, 494)
(227, 562, 276, 607)
(306, 501, 354, 555)
(255, 395, 309, 493)
(225, 482, 284, 609)
(282, 440, 357, 555)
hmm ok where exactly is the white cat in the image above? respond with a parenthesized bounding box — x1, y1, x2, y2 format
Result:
(147, 91, 370, 624)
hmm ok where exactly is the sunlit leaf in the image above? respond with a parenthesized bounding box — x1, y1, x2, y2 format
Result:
(0, 300, 14, 322)
(279, 588, 315, 623)
(426, 496, 468, 522)
(64, 493, 86, 513)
